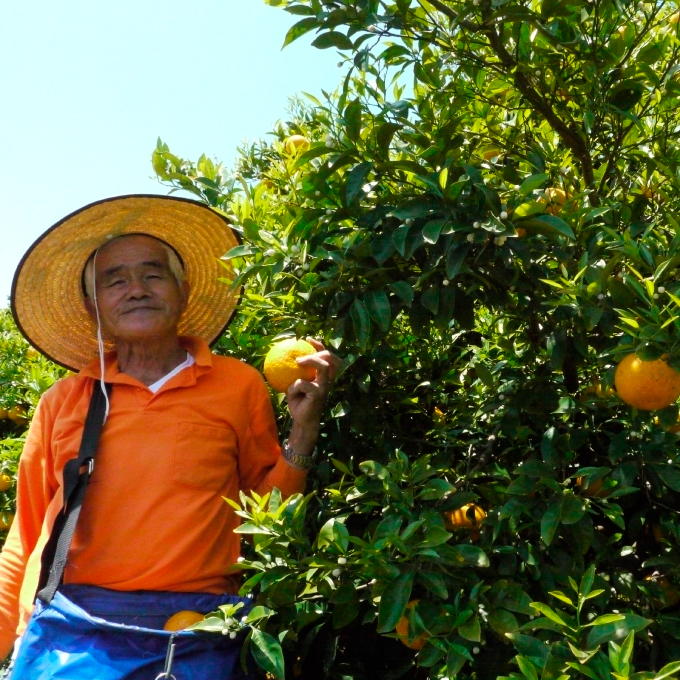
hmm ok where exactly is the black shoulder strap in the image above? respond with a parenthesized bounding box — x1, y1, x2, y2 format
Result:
(36, 381, 112, 604)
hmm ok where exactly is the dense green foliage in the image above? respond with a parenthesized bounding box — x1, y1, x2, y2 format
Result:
(0, 309, 64, 522)
(152, 1, 680, 679)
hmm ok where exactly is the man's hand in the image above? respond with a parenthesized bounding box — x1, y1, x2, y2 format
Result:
(285, 338, 340, 458)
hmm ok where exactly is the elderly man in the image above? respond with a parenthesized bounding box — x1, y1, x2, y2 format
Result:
(0, 195, 335, 679)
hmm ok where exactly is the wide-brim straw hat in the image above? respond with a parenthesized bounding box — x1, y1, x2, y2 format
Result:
(11, 194, 241, 371)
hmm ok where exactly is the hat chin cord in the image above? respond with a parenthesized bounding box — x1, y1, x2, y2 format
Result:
(90, 249, 110, 423)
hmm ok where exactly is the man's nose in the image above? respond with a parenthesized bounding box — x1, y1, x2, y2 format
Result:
(125, 275, 152, 298)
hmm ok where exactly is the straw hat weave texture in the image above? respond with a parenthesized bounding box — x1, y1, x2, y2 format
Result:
(12, 195, 241, 371)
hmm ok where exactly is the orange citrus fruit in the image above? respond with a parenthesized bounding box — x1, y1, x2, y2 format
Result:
(614, 353, 680, 410)
(163, 610, 205, 631)
(395, 600, 428, 650)
(482, 148, 502, 161)
(645, 575, 680, 608)
(263, 339, 317, 393)
(576, 477, 610, 499)
(7, 405, 28, 425)
(443, 503, 486, 531)
(0, 513, 14, 531)
(515, 227, 527, 238)
(284, 135, 310, 155)
(538, 187, 567, 215)
(0, 474, 12, 493)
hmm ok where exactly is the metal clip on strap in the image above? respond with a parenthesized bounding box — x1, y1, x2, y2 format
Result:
(155, 633, 177, 680)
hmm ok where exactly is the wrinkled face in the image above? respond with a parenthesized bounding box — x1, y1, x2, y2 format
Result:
(84, 235, 189, 343)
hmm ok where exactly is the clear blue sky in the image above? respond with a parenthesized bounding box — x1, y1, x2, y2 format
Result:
(0, 1, 340, 302)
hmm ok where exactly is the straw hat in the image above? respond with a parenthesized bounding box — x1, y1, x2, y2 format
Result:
(11, 194, 242, 371)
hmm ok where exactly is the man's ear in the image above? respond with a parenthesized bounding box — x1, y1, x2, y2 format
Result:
(180, 280, 190, 313)
(83, 296, 96, 322)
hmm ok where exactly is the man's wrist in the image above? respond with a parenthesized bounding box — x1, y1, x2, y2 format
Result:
(287, 422, 320, 457)
(281, 439, 316, 470)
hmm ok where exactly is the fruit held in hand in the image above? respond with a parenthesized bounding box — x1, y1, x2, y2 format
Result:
(263, 339, 317, 393)
(163, 610, 205, 631)
(614, 353, 680, 410)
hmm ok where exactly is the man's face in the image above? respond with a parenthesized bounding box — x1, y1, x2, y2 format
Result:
(84, 235, 189, 343)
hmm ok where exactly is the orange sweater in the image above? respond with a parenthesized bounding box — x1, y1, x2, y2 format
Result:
(0, 336, 307, 658)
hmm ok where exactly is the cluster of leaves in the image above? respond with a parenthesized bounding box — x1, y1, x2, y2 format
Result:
(151, 0, 680, 675)
(0, 309, 64, 521)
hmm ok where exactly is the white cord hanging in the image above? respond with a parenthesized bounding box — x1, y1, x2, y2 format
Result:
(90, 249, 110, 423)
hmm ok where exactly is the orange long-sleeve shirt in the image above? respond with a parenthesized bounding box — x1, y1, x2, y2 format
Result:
(0, 336, 307, 658)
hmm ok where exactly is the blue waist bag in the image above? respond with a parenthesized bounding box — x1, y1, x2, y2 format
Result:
(9, 584, 252, 680)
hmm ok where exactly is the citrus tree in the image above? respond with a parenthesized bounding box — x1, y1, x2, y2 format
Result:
(151, 0, 680, 677)
(0, 309, 65, 542)
(150, 1, 680, 677)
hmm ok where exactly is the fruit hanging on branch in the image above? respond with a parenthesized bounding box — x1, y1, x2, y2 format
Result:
(614, 353, 680, 410)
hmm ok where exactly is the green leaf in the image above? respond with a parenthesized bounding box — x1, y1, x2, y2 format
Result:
(419, 572, 449, 599)
(389, 280, 414, 305)
(529, 602, 573, 629)
(654, 661, 680, 680)
(579, 564, 596, 599)
(371, 231, 396, 265)
(459, 614, 481, 642)
(489, 609, 519, 636)
(393, 224, 411, 257)
(282, 17, 317, 48)
(377, 122, 402, 153)
(312, 31, 354, 50)
(222, 245, 260, 259)
(244, 606, 276, 623)
(450, 545, 490, 567)
(344, 98, 362, 143)
(292, 144, 333, 170)
(317, 517, 349, 551)
(423, 218, 445, 244)
(505, 633, 550, 666)
(351, 298, 371, 348)
(250, 628, 285, 680)
(519, 173, 549, 195)
(587, 613, 651, 647)
(561, 494, 586, 525)
(516, 655, 539, 680)
(364, 289, 391, 333)
(377, 572, 414, 633)
(586, 614, 625, 627)
(549, 591, 574, 607)
(541, 495, 563, 546)
(446, 243, 471, 279)
(513, 201, 546, 218)
(518, 214, 575, 239)
(346, 163, 372, 204)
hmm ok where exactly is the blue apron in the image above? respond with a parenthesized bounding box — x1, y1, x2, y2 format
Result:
(8, 585, 252, 680)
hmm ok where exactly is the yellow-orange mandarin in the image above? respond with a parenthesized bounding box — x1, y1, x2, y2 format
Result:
(395, 600, 429, 650)
(263, 339, 317, 393)
(443, 503, 486, 531)
(284, 135, 310, 155)
(163, 610, 205, 631)
(614, 353, 680, 410)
